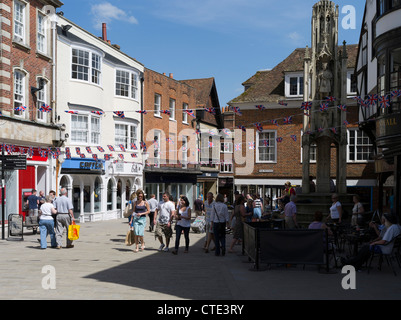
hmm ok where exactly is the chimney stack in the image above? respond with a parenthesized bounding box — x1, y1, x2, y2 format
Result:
(169, 73, 173, 79)
(102, 23, 111, 44)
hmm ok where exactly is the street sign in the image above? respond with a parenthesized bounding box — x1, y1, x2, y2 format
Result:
(1, 155, 27, 170)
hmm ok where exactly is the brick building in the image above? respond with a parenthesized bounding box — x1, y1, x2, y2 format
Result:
(228, 45, 377, 211)
(0, 0, 64, 223)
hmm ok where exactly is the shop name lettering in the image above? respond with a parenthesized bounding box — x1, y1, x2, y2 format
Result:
(79, 162, 103, 170)
(157, 304, 244, 317)
(384, 117, 397, 126)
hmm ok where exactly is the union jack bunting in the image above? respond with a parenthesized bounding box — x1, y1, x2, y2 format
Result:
(65, 147, 70, 154)
(276, 137, 283, 143)
(208, 141, 214, 148)
(271, 119, 278, 126)
(119, 144, 126, 152)
(367, 94, 378, 105)
(28, 147, 34, 157)
(343, 120, 350, 126)
(283, 116, 292, 125)
(113, 111, 125, 118)
(234, 143, 241, 151)
(254, 122, 263, 132)
(166, 138, 174, 144)
(65, 110, 78, 114)
(231, 106, 242, 116)
(91, 110, 104, 115)
(278, 101, 288, 106)
(358, 99, 368, 108)
(318, 127, 324, 133)
(262, 140, 269, 147)
(104, 154, 111, 161)
(130, 143, 137, 150)
(97, 146, 105, 152)
(136, 110, 148, 114)
(184, 109, 195, 118)
(204, 108, 216, 115)
(390, 90, 400, 100)
(301, 101, 312, 110)
(290, 135, 297, 141)
(237, 125, 246, 132)
(39, 149, 47, 157)
(379, 95, 390, 109)
(80, 153, 86, 159)
(140, 141, 147, 151)
(107, 145, 115, 152)
(194, 129, 201, 135)
(86, 147, 92, 153)
(131, 153, 138, 158)
(15, 105, 27, 112)
(221, 128, 231, 136)
(337, 104, 347, 111)
(65, 152, 71, 159)
(118, 154, 124, 160)
(255, 105, 266, 110)
(39, 104, 52, 113)
(75, 147, 81, 155)
(330, 127, 337, 134)
(320, 103, 329, 111)
(161, 110, 171, 115)
(92, 154, 98, 160)
(248, 142, 255, 150)
(326, 96, 336, 102)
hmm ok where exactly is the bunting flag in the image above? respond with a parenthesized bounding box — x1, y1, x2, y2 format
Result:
(276, 137, 283, 143)
(184, 109, 195, 118)
(234, 143, 242, 151)
(204, 108, 216, 115)
(367, 94, 378, 105)
(337, 104, 347, 111)
(166, 137, 174, 144)
(262, 140, 269, 147)
(271, 119, 278, 126)
(91, 111, 104, 116)
(131, 153, 138, 158)
(80, 153, 86, 159)
(104, 154, 111, 161)
(113, 111, 125, 118)
(390, 90, 400, 100)
(86, 147, 92, 154)
(301, 101, 312, 111)
(65, 152, 71, 159)
(278, 101, 288, 106)
(92, 154, 98, 160)
(256, 105, 266, 110)
(248, 142, 255, 150)
(130, 143, 137, 150)
(283, 116, 292, 125)
(330, 127, 337, 134)
(320, 103, 329, 111)
(136, 110, 148, 114)
(221, 128, 231, 136)
(231, 106, 242, 116)
(97, 146, 105, 152)
(65, 110, 78, 114)
(291, 135, 297, 141)
(237, 125, 246, 132)
(118, 154, 124, 160)
(75, 147, 82, 155)
(140, 141, 147, 151)
(161, 110, 171, 115)
(39, 104, 52, 113)
(107, 145, 115, 152)
(119, 144, 126, 152)
(326, 96, 336, 102)
(28, 147, 34, 157)
(379, 95, 390, 109)
(343, 120, 350, 126)
(208, 141, 214, 148)
(195, 129, 201, 135)
(318, 127, 324, 133)
(15, 106, 27, 112)
(254, 122, 263, 132)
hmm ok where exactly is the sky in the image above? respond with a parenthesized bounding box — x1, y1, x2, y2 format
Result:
(59, 0, 365, 107)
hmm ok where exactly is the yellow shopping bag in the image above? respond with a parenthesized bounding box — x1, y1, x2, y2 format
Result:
(68, 221, 80, 241)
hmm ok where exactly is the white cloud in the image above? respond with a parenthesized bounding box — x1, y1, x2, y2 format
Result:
(90, 2, 138, 30)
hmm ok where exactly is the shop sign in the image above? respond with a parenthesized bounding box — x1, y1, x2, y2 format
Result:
(376, 113, 401, 139)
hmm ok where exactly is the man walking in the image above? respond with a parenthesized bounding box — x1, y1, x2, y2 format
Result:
(153, 192, 175, 252)
(26, 189, 39, 234)
(54, 188, 75, 249)
(284, 195, 298, 229)
(147, 194, 158, 232)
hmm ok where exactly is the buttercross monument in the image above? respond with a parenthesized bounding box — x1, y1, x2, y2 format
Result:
(302, 0, 349, 195)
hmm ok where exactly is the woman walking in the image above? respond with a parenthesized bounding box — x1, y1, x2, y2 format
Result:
(129, 190, 150, 252)
(229, 195, 246, 253)
(172, 196, 192, 255)
(38, 195, 57, 249)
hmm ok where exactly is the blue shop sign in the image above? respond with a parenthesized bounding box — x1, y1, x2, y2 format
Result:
(61, 158, 105, 174)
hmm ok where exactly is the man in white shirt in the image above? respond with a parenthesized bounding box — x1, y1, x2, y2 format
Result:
(154, 192, 176, 252)
(147, 194, 159, 232)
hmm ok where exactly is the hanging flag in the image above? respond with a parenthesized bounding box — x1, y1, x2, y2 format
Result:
(119, 144, 126, 152)
(118, 154, 124, 160)
(204, 108, 216, 115)
(320, 103, 329, 111)
(326, 96, 336, 102)
(39, 104, 52, 113)
(221, 128, 231, 136)
(136, 110, 148, 114)
(131, 153, 138, 158)
(301, 101, 312, 111)
(15, 106, 27, 112)
(140, 141, 147, 151)
(65, 110, 78, 114)
(254, 122, 263, 132)
(379, 95, 390, 109)
(107, 145, 115, 152)
(231, 106, 242, 116)
(234, 143, 242, 151)
(255, 105, 266, 110)
(113, 111, 125, 118)
(86, 147, 92, 154)
(278, 101, 288, 106)
(161, 110, 171, 115)
(184, 109, 195, 118)
(248, 142, 255, 150)
(318, 127, 324, 133)
(97, 146, 105, 153)
(92, 154, 98, 160)
(91, 110, 104, 116)
(367, 94, 378, 106)
(276, 137, 283, 143)
(330, 127, 337, 134)
(283, 116, 292, 125)
(130, 143, 137, 150)
(208, 141, 214, 148)
(291, 135, 297, 141)
(343, 120, 350, 126)
(237, 125, 246, 132)
(271, 119, 278, 126)
(337, 104, 347, 111)
(104, 154, 111, 161)
(262, 140, 269, 147)
(358, 99, 368, 108)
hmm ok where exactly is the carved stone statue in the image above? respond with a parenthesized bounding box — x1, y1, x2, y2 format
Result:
(318, 62, 333, 94)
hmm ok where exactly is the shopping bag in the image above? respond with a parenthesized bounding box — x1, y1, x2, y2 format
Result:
(68, 221, 80, 241)
(123, 203, 134, 218)
(125, 229, 135, 246)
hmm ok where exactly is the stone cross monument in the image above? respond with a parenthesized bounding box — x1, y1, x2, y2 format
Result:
(302, 0, 349, 195)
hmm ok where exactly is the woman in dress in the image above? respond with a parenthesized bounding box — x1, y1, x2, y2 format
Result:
(172, 196, 192, 255)
(130, 189, 150, 252)
(229, 195, 246, 253)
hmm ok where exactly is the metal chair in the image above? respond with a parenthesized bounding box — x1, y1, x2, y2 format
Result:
(368, 235, 401, 276)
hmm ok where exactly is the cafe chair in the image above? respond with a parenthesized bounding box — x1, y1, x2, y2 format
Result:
(368, 235, 401, 276)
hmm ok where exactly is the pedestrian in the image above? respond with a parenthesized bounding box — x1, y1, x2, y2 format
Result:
(147, 194, 158, 232)
(154, 192, 175, 252)
(194, 196, 204, 217)
(210, 194, 229, 256)
(172, 196, 192, 255)
(253, 194, 262, 220)
(284, 195, 298, 229)
(351, 195, 364, 227)
(26, 189, 39, 234)
(49, 190, 57, 223)
(53, 188, 75, 249)
(130, 189, 150, 252)
(203, 192, 215, 253)
(38, 195, 57, 249)
(327, 193, 342, 223)
(38, 190, 46, 211)
(229, 195, 246, 253)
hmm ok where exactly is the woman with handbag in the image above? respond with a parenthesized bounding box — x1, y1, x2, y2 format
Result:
(129, 190, 150, 252)
(172, 196, 192, 255)
(210, 194, 230, 256)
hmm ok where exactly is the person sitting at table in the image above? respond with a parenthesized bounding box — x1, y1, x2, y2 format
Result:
(309, 211, 333, 236)
(341, 213, 401, 271)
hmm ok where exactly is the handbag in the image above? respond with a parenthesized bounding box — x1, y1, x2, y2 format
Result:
(125, 229, 135, 246)
(124, 203, 134, 218)
(68, 220, 80, 241)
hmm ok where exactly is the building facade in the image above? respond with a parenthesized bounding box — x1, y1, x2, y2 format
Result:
(0, 0, 64, 222)
(56, 17, 144, 222)
(356, 0, 401, 219)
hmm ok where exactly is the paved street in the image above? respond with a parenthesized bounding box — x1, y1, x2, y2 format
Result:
(0, 218, 401, 301)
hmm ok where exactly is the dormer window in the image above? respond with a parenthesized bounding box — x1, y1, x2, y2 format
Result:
(285, 73, 304, 97)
